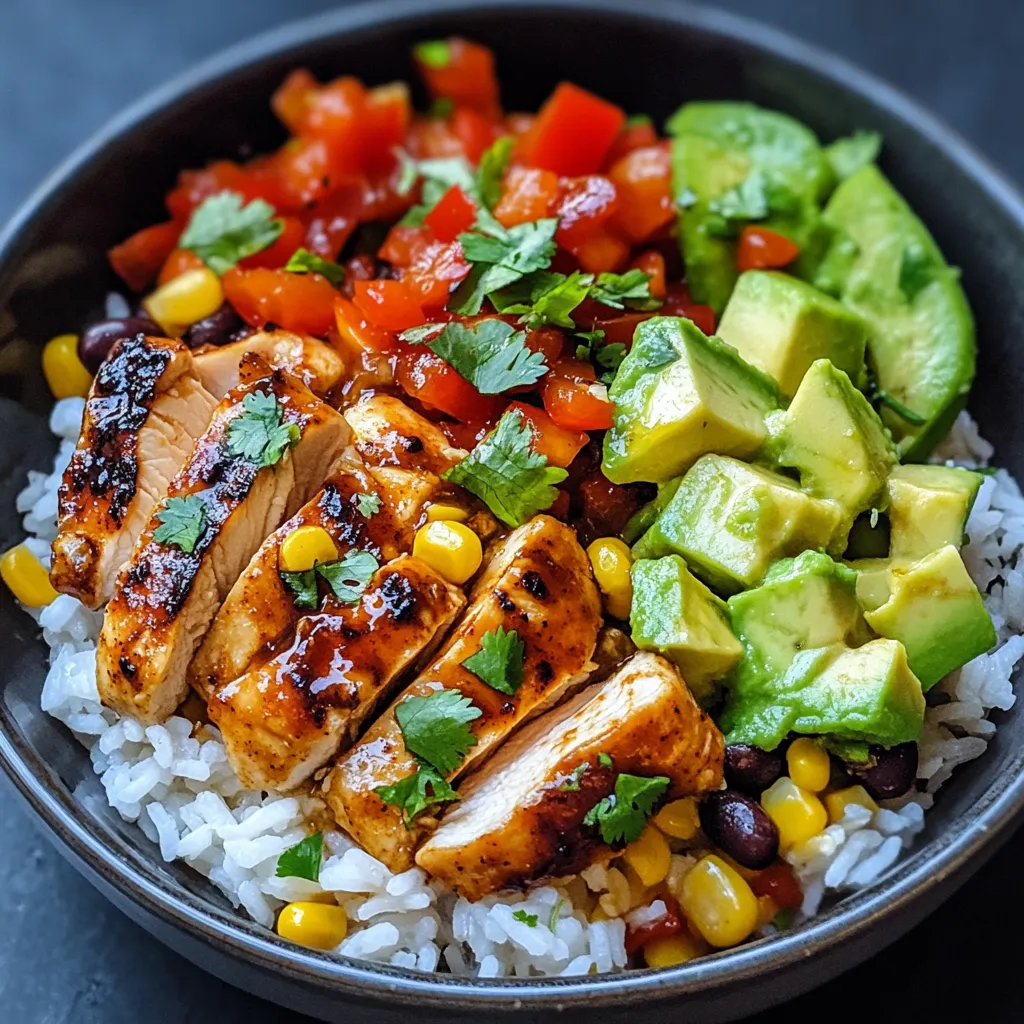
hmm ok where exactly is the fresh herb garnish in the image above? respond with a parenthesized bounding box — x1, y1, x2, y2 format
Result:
(414, 39, 451, 69)
(397, 153, 478, 225)
(624, 113, 653, 129)
(597, 752, 614, 768)
(275, 832, 323, 881)
(477, 136, 515, 211)
(462, 625, 525, 696)
(153, 494, 207, 554)
(226, 391, 300, 469)
(559, 762, 590, 792)
(355, 492, 382, 518)
(575, 328, 606, 361)
(284, 247, 345, 287)
(590, 269, 660, 311)
(394, 689, 482, 775)
(548, 898, 564, 932)
(375, 761, 459, 828)
(582, 773, 670, 845)
(704, 171, 769, 238)
(444, 409, 568, 526)
(490, 270, 594, 329)
(426, 319, 548, 393)
(281, 567, 320, 609)
(317, 550, 380, 603)
(428, 97, 454, 119)
(595, 342, 627, 385)
(826, 130, 882, 181)
(180, 191, 283, 275)
(512, 909, 538, 927)
(864, 369, 927, 426)
(771, 908, 796, 931)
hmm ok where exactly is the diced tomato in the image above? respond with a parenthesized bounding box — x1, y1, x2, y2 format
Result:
(342, 255, 377, 286)
(452, 106, 500, 163)
(415, 38, 501, 119)
(630, 250, 667, 299)
(222, 266, 337, 335)
(395, 345, 505, 422)
(608, 143, 675, 242)
(541, 360, 615, 432)
(603, 117, 660, 169)
(595, 312, 656, 346)
(165, 160, 289, 221)
(555, 175, 620, 251)
(406, 115, 466, 159)
(402, 239, 472, 310)
(272, 137, 337, 210)
(352, 279, 425, 331)
(379, 224, 431, 268)
(424, 185, 478, 243)
(577, 473, 643, 538)
(333, 294, 396, 354)
(108, 221, 181, 292)
(271, 68, 318, 134)
(299, 76, 367, 173)
(663, 282, 716, 335)
(439, 417, 495, 450)
(494, 167, 559, 228)
(507, 401, 588, 468)
(524, 325, 564, 368)
(517, 83, 625, 176)
(736, 226, 800, 272)
(748, 862, 803, 911)
(571, 228, 631, 274)
(238, 215, 305, 269)
(360, 166, 412, 223)
(361, 83, 412, 173)
(157, 248, 205, 287)
(303, 181, 364, 260)
(625, 896, 684, 956)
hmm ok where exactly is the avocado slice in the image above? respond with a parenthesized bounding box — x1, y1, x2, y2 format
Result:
(818, 164, 976, 459)
(862, 544, 995, 689)
(721, 638, 925, 750)
(888, 464, 982, 561)
(845, 557, 894, 613)
(717, 271, 868, 396)
(631, 454, 844, 595)
(763, 359, 897, 526)
(602, 316, 780, 485)
(630, 555, 743, 699)
(667, 101, 832, 313)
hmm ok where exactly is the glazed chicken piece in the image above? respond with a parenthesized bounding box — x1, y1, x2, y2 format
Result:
(50, 335, 217, 609)
(96, 359, 350, 724)
(322, 515, 603, 871)
(208, 554, 465, 791)
(416, 652, 724, 900)
(189, 396, 464, 698)
(193, 329, 345, 399)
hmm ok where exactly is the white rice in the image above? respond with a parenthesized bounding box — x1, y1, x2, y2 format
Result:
(19, 401, 1024, 970)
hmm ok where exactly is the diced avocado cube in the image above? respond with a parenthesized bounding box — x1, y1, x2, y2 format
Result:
(888, 464, 982, 561)
(819, 164, 976, 459)
(717, 271, 868, 396)
(845, 558, 893, 612)
(621, 478, 682, 545)
(764, 359, 897, 525)
(667, 102, 832, 313)
(631, 454, 844, 595)
(863, 544, 995, 689)
(630, 555, 743, 698)
(722, 639, 925, 750)
(602, 316, 780, 485)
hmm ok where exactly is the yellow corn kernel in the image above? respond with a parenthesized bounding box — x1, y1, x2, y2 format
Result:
(0, 544, 58, 608)
(786, 737, 831, 793)
(824, 784, 878, 824)
(41, 334, 92, 399)
(624, 824, 672, 887)
(587, 537, 633, 619)
(643, 930, 705, 968)
(413, 520, 482, 585)
(426, 502, 469, 523)
(144, 267, 223, 333)
(275, 901, 348, 950)
(679, 854, 759, 948)
(755, 894, 779, 929)
(761, 777, 828, 851)
(279, 525, 340, 573)
(654, 798, 701, 840)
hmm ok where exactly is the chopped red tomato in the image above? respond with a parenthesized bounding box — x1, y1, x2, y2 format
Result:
(395, 346, 505, 422)
(223, 266, 336, 335)
(603, 117, 660, 169)
(541, 360, 615, 431)
(361, 83, 412, 173)
(555, 175, 620, 251)
(494, 167, 559, 228)
(165, 160, 288, 221)
(402, 239, 472, 310)
(452, 106, 500, 163)
(631, 250, 667, 299)
(406, 115, 466, 160)
(517, 83, 625, 176)
(749, 862, 803, 910)
(415, 38, 501, 119)
(272, 137, 338, 210)
(573, 228, 631, 274)
(157, 248, 205, 287)
(663, 282, 716, 335)
(625, 896, 684, 956)
(379, 224, 430, 268)
(271, 68, 318, 135)
(303, 181, 364, 260)
(108, 221, 182, 292)
(608, 143, 675, 242)
(507, 401, 588, 468)
(352, 279, 424, 331)
(524, 325, 564, 368)
(239, 215, 305, 270)
(299, 76, 367, 172)
(424, 185, 478, 243)
(737, 226, 800, 272)
(333, 294, 396, 354)
(439, 416, 499, 451)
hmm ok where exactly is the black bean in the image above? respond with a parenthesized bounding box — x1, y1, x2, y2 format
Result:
(846, 742, 919, 800)
(78, 316, 159, 373)
(723, 744, 784, 797)
(699, 790, 779, 870)
(182, 303, 244, 348)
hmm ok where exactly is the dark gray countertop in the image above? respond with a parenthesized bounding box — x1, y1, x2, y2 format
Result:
(2, 1, 1022, 1020)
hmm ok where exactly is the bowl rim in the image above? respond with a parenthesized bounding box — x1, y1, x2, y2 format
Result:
(3, 0, 1024, 1011)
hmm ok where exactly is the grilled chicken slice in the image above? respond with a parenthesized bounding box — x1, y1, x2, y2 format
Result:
(50, 335, 217, 609)
(208, 554, 465, 791)
(193, 329, 345, 399)
(417, 652, 724, 900)
(96, 360, 350, 724)
(322, 515, 602, 871)
(189, 396, 463, 698)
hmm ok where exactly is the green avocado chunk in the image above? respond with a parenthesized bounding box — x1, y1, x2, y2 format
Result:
(621, 478, 683, 545)
(763, 359, 897, 526)
(630, 555, 743, 699)
(887, 463, 982, 561)
(602, 316, 780, 485)
(717, 270, 868, 396)
(667, 101, 833, 313)
(631, 454, 844, 595)
(845, 557, 895, 613)
(862, 544, 995, 689)
(818, 164, 976, 459)
(721, 638, 925, 750)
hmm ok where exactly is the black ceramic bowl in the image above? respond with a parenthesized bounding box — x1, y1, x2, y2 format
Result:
(1, 1, 1022, 1021)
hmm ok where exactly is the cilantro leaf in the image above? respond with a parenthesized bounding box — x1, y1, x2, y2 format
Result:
(275, 832, 323, 881)
(355, 492, 382, 518)
(476, 136, 514, 210)
(153, 494, 207, 553)
(226, 391, 300, 469)
(582, 773, 670, 845)
(444, 409, 567, 526)
(375, 761, 459, 829)
(396, 152, 477, 225)
(624, 113, 653, 129)
(284, 247, 345, 287)
(180, 192, 283, 275)
(428, 97, 454, 119)
(490, 270, 594, 329)
(316, 550, 379, 603)
(574, 328, 606, 361)
(512, 910, 538, 927)
(559, 762, 590, 792)
(462, 626, 525, 695)
(426, 319, 548, 394)
(281, 567, 320, 610)
(394, 689, 482, 775)
(705, 172, 769, 238)
(596, 342, 627, 385)
(597, 752, 613, 768)
(414, 39, 451, 69)
(826, 130, 882, 181)
(591, 269, 661, 311)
